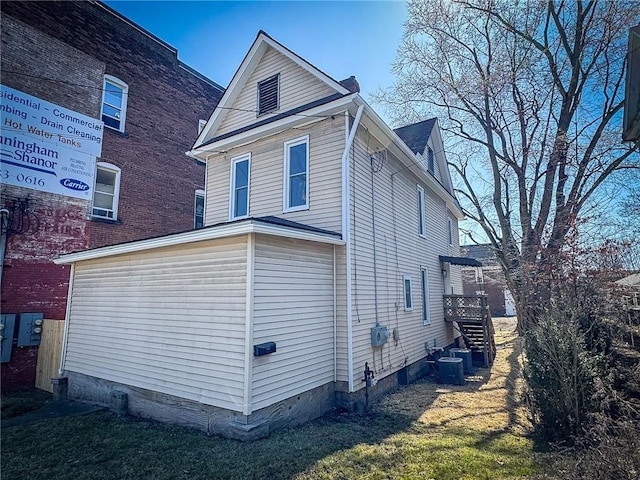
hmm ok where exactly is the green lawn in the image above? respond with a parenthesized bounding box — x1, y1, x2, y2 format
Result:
(1, 320, 541, 480)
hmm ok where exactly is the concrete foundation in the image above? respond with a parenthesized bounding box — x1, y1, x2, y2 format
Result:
(64, 346, 454, 440)
(65, 371, 335, 441)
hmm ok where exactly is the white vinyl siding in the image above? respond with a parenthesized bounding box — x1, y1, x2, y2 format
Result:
(251, 236, 334, 410)
(205, 116, 344, 233)
(64, 237, 248, 411)
(347, 129, 458, 390)
(216, 46, 337, 136)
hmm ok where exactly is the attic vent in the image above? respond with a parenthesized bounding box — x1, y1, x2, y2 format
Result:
(257, 74, 279, 116)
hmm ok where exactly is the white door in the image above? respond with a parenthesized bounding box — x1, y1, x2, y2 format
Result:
(504, 289, 516, 316)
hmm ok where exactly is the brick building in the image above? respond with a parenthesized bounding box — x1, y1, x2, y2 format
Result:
(1, 1, 223, 390)
(460, 244, 516, 317)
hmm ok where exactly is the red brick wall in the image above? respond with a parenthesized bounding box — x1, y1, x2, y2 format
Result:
(462, 266, 508, 316)
(1, 1, 223, 391)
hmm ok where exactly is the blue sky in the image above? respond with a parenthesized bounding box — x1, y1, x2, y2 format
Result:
(103, 1, 407, 122)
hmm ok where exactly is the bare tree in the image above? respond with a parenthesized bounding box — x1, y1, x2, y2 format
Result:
(377, 0, 640, 330)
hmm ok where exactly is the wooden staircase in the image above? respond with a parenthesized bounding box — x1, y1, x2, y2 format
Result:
(444, 295, 496, 367)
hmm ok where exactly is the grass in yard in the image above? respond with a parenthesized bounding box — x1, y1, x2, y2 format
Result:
(1, 318, 539, 479)
(1, 388, 51, 419)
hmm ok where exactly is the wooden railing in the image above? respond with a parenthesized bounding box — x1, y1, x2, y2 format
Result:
(443, 295, 496, 367)
(444, 294, 490, 323)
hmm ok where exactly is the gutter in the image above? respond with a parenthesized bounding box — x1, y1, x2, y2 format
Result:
(54, 220, 344, 265)
(342, 104, 364, 393)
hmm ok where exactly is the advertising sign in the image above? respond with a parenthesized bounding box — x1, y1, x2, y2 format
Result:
(0, 85, 104, 199)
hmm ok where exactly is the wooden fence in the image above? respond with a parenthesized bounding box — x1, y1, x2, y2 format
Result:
(35, 319, 65, 392)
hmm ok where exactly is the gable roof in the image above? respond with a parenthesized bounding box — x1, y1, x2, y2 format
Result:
(394, 118, 436, 155)
(186, 31, 464, 219)
(192, 30, 350, 151)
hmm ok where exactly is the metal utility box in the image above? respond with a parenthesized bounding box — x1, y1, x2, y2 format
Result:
(449, 348, 473, 374)
(17, 313, 44, 347)
(370, 325, 388, 347)
(1, 314, 17, 363)
(253, 341, 276, 357)
(438, 357, 464, 385)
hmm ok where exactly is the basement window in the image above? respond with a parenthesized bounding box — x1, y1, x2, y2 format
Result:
(257, 74, 279, 116)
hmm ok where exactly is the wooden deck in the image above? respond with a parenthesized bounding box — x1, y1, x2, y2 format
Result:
(444, 295, 496, 367)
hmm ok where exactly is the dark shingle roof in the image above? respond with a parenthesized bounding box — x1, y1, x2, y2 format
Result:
(460, 244, 500, 267)
(393, 118, 437, 154)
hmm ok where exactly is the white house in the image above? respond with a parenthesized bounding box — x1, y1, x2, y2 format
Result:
(55, 31, 466, 439)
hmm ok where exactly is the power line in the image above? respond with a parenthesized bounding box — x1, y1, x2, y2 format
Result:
(1, 70, 339, 120)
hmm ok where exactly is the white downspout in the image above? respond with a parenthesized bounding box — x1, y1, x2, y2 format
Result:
(342, 104, 364, 393)
(243, 232, 255, 416)
(333, 245, 337, 382)
(58, 263, 75, 375)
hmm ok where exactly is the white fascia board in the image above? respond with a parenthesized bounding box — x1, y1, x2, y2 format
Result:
(191, 32, 349, 152)
(54, 220, 344, 264)
(191, 40, 268, 150)
(353, 96, 464, 219)
(188, 94, 357, 160)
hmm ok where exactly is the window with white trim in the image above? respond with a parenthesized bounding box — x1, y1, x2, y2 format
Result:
(230, 154, 250, 220)
(427, 146, 435, 174)
(257, 74, 279, 116)
(421, 268, 430, 325)
(417, 184, 426, 238)
(448, 218, 455, 246)
(101, 75, 128, 132)
(92, 162, 120, 220)
(283, 135, 309, 212)
(194, 189, 205, 229)
(403, 275, 413, 311)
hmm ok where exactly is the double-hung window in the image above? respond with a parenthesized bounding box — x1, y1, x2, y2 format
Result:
(230, 154, 250, 220)
(101, 75, 128, 132)
(403, 275, 413, 311)
(194, 189, 205, 228)
(283, 135, 309, 212)
(92, 162, 120, 220)
(417, 185, 426, 238)
(448, 218, 455, 246)
(421, 268, 430, 325)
